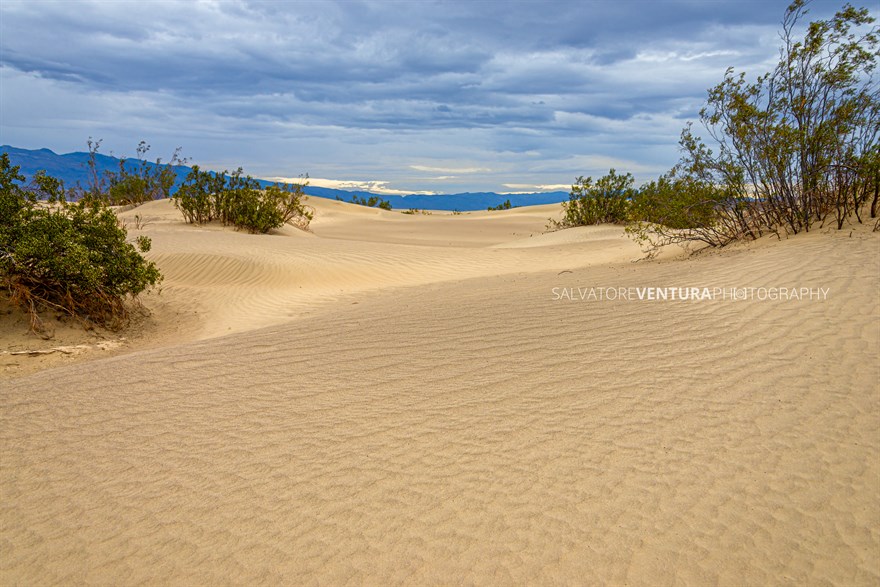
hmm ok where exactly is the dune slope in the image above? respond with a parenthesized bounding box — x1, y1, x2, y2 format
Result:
(1, 199, 879, 585)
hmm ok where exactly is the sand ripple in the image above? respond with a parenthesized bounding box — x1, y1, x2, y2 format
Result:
(2, 220, 878, 584)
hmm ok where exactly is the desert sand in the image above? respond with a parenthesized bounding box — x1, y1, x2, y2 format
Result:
(2, 196, 879, 585)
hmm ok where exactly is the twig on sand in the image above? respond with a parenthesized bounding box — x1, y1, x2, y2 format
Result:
(4, 340, 124, 357)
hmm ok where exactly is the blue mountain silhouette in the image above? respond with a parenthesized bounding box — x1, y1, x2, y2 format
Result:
(1, 145, 569, 211)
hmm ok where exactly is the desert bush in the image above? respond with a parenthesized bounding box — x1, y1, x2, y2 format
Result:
(106, 141, 184, 206)
(173, 166, 312, 233)
(625, 1, 877, 252)
(0, 154, 161, 332)
(629, 170, 717, 230)
(83, 139, 185, 206)
(555, 169, 634, 227)
(626, 166, 751, 254)
(488, 199, 513, 211)
(268, 183, 314, 229)
(340, 194, 393, 210)
(173, 165, 221, 224)
(713, 4, 866, 228)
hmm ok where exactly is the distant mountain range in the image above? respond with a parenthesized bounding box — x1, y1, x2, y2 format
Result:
(1, 146, 570, 211)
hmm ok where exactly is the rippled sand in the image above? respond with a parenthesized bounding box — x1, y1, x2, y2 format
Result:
(2, 198, 878, 585)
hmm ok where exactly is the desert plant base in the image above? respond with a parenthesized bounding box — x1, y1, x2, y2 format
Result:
(1, 154, 161, 335)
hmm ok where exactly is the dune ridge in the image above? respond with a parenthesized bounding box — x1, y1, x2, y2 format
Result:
(125, 199, 644, 339)
(1, 197, 878, 585)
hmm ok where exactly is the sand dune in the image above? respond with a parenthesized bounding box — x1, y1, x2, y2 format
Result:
(118, 198, 645, 339)
(2, 197, 879, 585)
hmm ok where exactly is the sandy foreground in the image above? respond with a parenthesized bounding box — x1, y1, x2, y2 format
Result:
(1, 197, 879, 585)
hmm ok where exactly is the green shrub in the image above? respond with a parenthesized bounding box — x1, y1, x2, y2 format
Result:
(628, 169, 730, 229)
(84, 139, 184, 206)
(557, 169, 634, 227)
(651, 1, 878, 242)
(173, 166, 312, 233)
(488, 199, 513, 211)
(625, 166, 745, 253)
(0, 154, 161, 332)
(339, 194, 393, 210)
(172, 165, 220, 224)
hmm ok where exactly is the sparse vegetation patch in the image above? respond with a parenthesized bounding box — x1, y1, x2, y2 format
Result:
(173, 166, 313, 233)
(0, 154, 161, 333)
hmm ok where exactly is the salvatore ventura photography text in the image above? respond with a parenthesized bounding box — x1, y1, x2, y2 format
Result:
(551, 286, 832, 302)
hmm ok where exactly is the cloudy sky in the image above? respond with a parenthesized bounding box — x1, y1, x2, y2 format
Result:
(0, 0, 861, 194)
